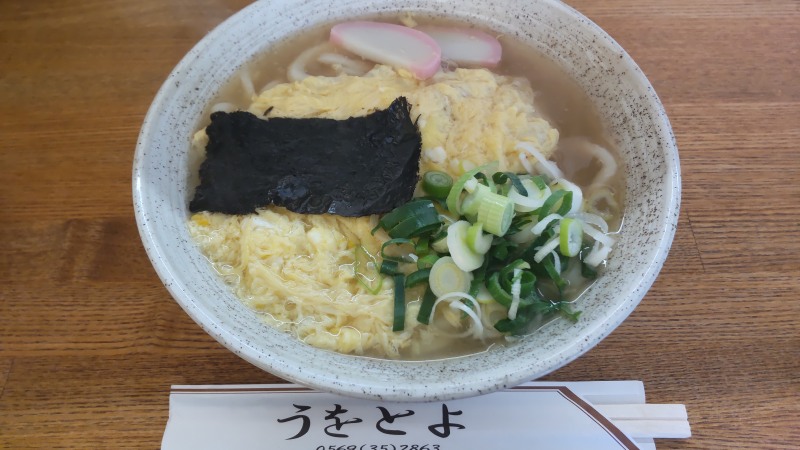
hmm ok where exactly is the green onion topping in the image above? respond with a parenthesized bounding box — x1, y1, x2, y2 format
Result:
(422, 171, 454, 199)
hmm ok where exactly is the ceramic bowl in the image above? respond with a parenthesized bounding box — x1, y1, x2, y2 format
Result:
(133, 0, 680, 401)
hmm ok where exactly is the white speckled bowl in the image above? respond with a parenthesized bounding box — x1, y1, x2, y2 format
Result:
(133, 0, 680, 401)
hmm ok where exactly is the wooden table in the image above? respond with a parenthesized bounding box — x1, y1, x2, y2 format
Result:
(1, 0, 797, 447)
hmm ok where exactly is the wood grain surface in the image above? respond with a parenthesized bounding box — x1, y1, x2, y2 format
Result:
(1, 0, 798, 448)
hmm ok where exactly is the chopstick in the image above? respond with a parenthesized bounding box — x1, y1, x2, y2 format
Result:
(596, 403, 691, 440)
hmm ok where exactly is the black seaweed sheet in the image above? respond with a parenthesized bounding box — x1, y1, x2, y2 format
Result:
(189, 97, 422, 216)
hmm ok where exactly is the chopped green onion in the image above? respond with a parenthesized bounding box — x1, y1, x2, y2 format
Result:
(373, 200, 442, 238)
(477, 191, 514, 236)
(509, 178, 551, 213)
(468, 278, 482, 299)
(538, 190, 572, 221)
(493, 305, 529, 334)
(430, 234, 449, 253)
(533, 300, 581, 323)
(532, 213, 563, 236)
(375, 165, 592, 336)
(493, 316, 522, 333)
(354, 246, 382, 294)
(520, 227, 554, 265)
(405, 268, 431, 288)
(474, 171, 496, 192)
(533, 234, 561, 263)
(551, 179, 584, 215)
(473, 282, 494, 304)
(489, 238, 517, 261)
(529, 175, 548, 191)
(542, 256, 567, 292)
(417, 254, 440, 270)
(379, 259, 401, 276)
(446, 162, 499, 215)
(466, 222, 493, 254)
(392, 274, 406, 331)
(446, 221, 485, 271)
(429, 226, 447, 243)
(555, 191, 574, 216)
(422, 171, 454, 199)
(518, 272, 537, 299)
(380, 238, 414, 261)
(414, 236, 430, 255)
(372, 199, 434, 233)
(508, 222, 536, 245)
(388, 210, 442, 238)
(497, 259, 535, 298)
(429, 256, 473, 298)
(416, 286, 437, 325)
(492, 172, 528, 196)
(460, 183, 492, 216)
(559, 218, 583, 257)
(486, 272, 512, 307)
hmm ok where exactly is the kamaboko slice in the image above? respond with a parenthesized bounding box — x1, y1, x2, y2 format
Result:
(330, 21, 441, 79)
(416, 26, 502, 68)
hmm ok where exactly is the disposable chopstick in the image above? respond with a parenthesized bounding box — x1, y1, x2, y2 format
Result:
(519, 380, 647, 405)
(613, 418, 693, 439)
(594, 404, 688, 421)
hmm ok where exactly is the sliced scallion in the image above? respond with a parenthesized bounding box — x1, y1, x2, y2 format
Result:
(508, 269, 523, 320)
(487, 272, 512, 307)
(509, 178, 551, 213)
(531, 213, 563, 236)
(373, 200, 441, 238)
(551, 179, 584, 215)
(474, 171, 496, 192)
(538, 190, 572, 221)
(559, 218, 583, 257)
(414, 236, 430, 255)
(392, 274, 406, 331)
(354, 245, 382, 294)
(416, 286, 437, 325)
(446, 162, 499, 215)
(380, 238, 414, 261)
(372, 199, 433, 233)
(405, 268, 431, 288)
(492, 171, 528, 196)
(542, 256, 567, 291)
(466, 222, 493, 254)
(416, 254, 440, 270)
(430, 234, 449, 253)
(555, 190, 574, 216)
(379, 259, 401, 276)
(422, 171, 454, 199)
(446, 220, 485, 271)
(388, 211, 441, 238)
(529, 175, 548, 191)
(477, 191, 514, 236)
(429, 256, 473, 298)
(533, 235, 561, 263)
(460, 184, 492, 217)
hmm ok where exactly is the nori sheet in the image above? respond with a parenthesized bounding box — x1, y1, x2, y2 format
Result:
(189, 97, 422, 216)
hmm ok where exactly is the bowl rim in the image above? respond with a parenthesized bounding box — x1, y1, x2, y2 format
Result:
(133, 0, 680, 401)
